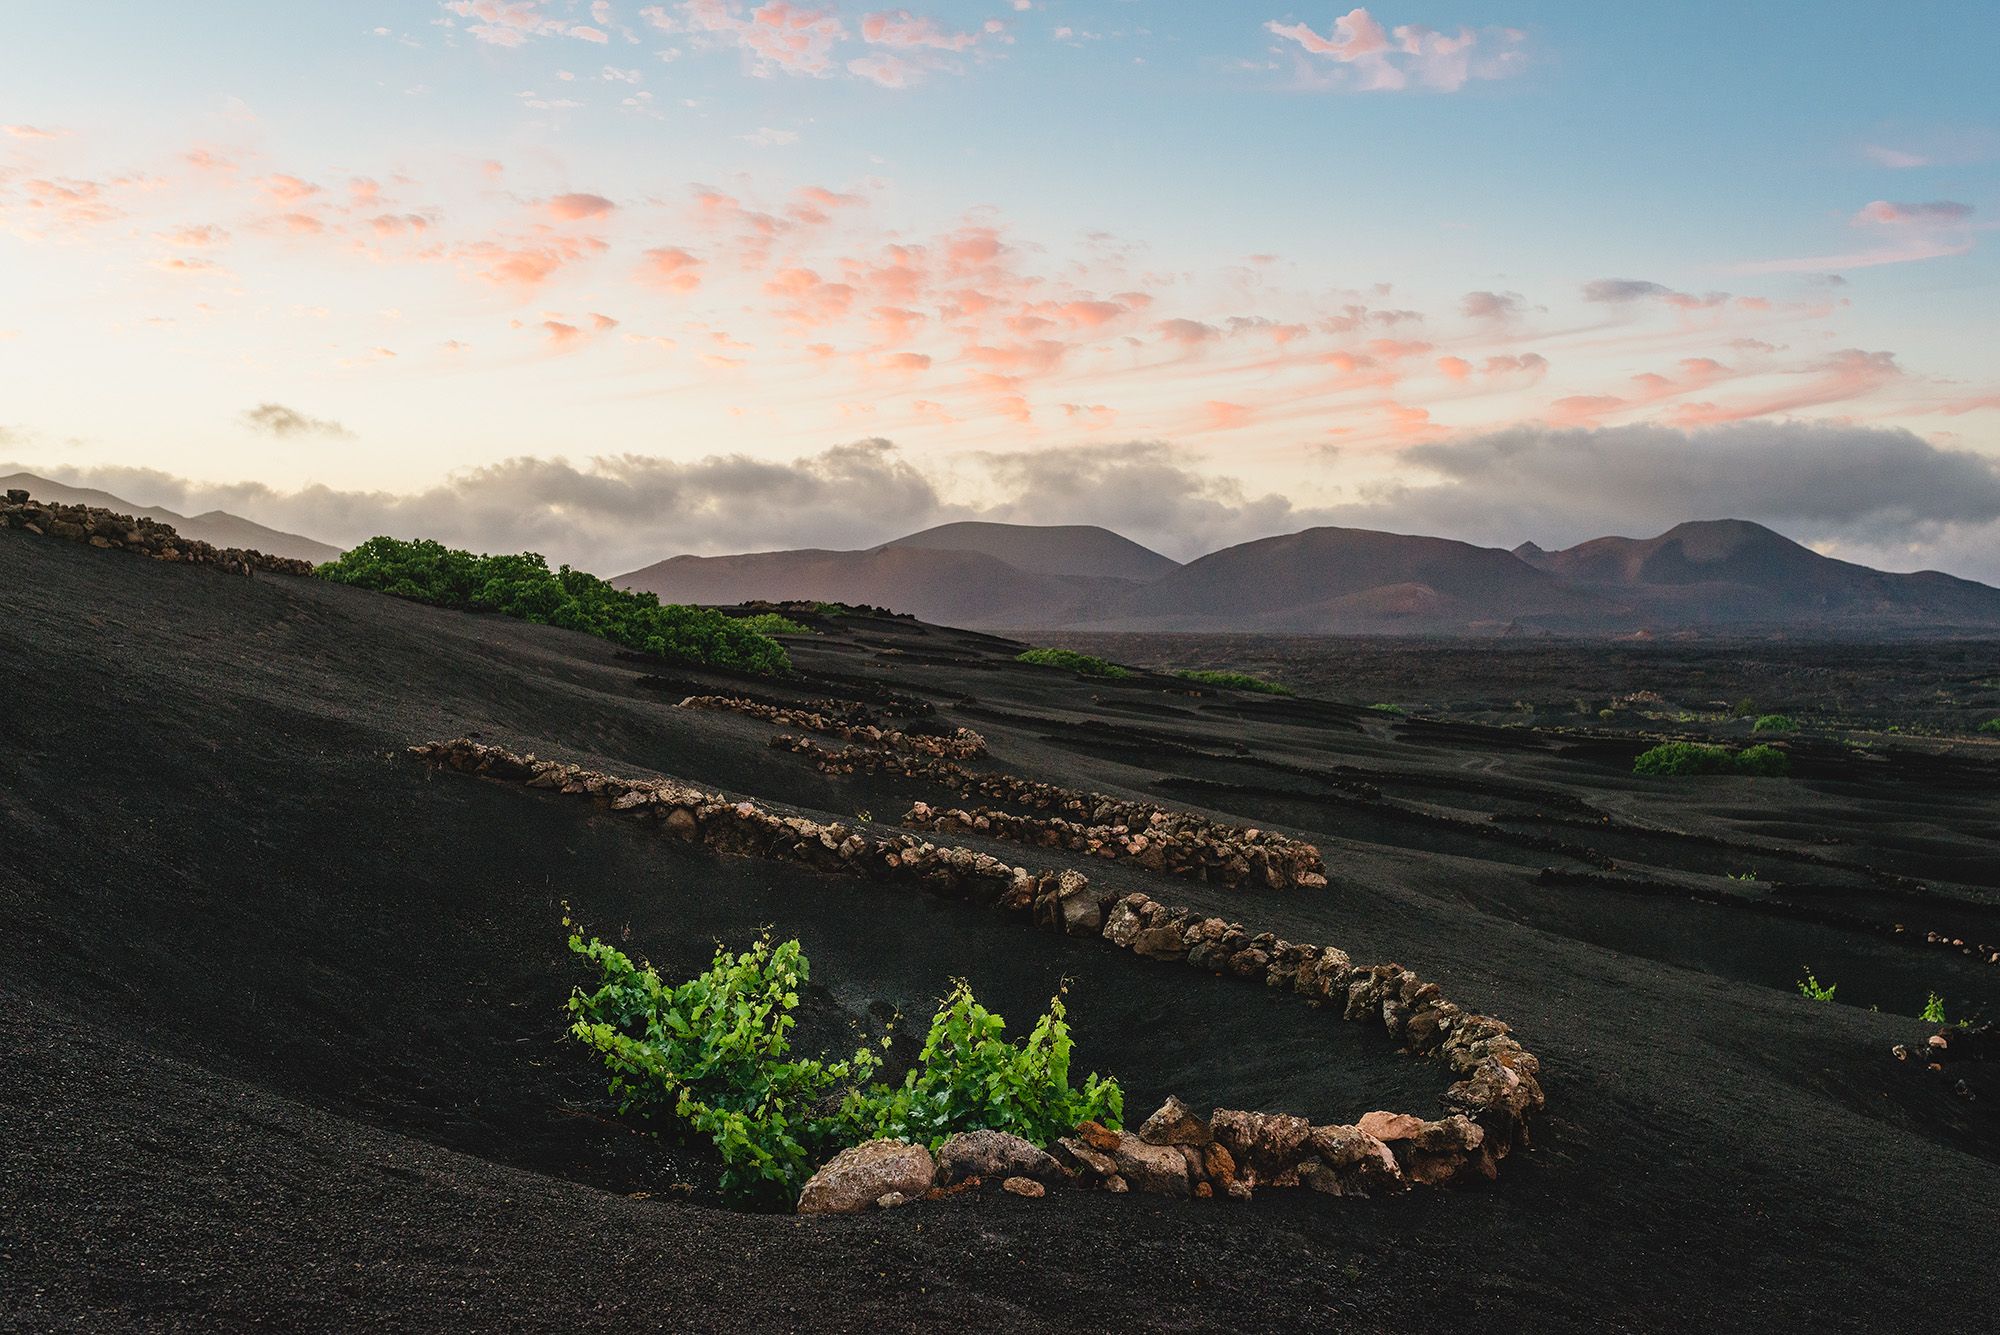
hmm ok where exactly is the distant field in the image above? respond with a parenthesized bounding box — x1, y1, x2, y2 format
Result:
(1032, 632, 2000, 736)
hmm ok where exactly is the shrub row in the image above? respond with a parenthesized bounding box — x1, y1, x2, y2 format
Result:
(317, 536, 789, 674)
(1633, 741, 1790, 777)
(1017, 647, 1131, 679)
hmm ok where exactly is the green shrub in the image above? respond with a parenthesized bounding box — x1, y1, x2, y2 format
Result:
(1921, 991, 1948, 1025)
(731, 612, 809, 637)
(1979, 718, 2000, 735)
(1734, 743, 1791, 776)
(565, 929, 1121, 1204)
(1796, 968, 1836, 1003)
(1633, 741, 1791, 777)
(833, 981, 1122, 1151)
(317, 536, 788, 673)
(1016, 647, 1131, 678)
(1753, 714, 1799, 734)
(1175, 669, 1292, 696)
(1369, 702, 1406, 715)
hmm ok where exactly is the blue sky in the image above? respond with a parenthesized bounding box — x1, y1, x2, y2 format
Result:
(2, 3, 1997, 575)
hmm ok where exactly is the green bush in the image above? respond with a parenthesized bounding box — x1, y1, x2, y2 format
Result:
(565, 929, 1121, 1204)
(835, 981, 1123, 1151)
(1979, 718, 2000, 735)
(1369, 702, 1406, 715)
(1796, 968, 1836, 1003)
(1633, 741, 1791, 777)
(1175, 669, 1292, 696)
(1753, 714, 1799, 734)
(1921, 991, 1948, 1025)
(1016, 647, 1131, 678)
(317, 537, 788, 673)
(731, 612, 809, 637)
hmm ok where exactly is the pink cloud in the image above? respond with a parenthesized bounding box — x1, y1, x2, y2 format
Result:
(1436, 354, 1472, 380)
(1158, 317, 1221, 345)
(1852, 199, 1973, 226)
(1201, 400, 1256, 430)
(3, 124, 65, 140)
(261, 174, 322, 204)
(548, 191, 617, 220)
(1267, 8, 1523, 93)
(637, 245, 704, 292)
(861, 9, 980, 51)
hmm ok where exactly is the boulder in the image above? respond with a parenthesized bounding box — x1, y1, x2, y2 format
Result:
(1110, 1133, 1191, 1196)
(1137, 1095, 1209, 1147)
(1130, 922, 1187, 961)
(1209, 1109, 1311, 1175)
(1306, 1124, 1405, 1196)
(935, 1130, 1063, 1185)
(797, 1139, 937, 1215)
(1050, 1136, 1117, 1180)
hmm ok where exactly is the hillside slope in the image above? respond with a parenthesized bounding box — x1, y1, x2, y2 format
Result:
(0, 471, 341, 564)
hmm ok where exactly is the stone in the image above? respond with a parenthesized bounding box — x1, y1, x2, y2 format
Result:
(1209, 1109, 1311, 1174)
(1130, 922, 1187, 961)
(1103, 1174, 1130, 1194)
(797, 1139, 937, 1215)
(1307, 1124, 1404, 1196)
(1001, 1176, 1045, 1199)
(1051, 1136, 1116, 1179)
(1102, 899, 1146, 948)
(935, 1130, 1063, 1185)
(1356, 1110, 1427, 1143)
(1137, 1095, 1209, 1147)
(663, 807, 698, 838)
(875, 1192, 913, 1209)
(1055, 870, 1105, 936)
(1200, 1142, 1238, 1190)
(1074, 1120, 1122, 1154)
(1110, 1133, 1191, 1196)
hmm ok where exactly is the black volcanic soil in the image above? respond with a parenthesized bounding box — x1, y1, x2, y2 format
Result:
(3, 531, 1998, 1333)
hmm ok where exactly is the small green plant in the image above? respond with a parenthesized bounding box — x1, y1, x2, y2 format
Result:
(1727, 870, 1758, 882)
(1369, 702, 1406, 715)
(565, 927, 1121, 1204)
(1732, 698, 1757, 718)
(731, 612, 810, 637)
(1979, 718, 2000, 735)
(1796, 968, 1837, 1003)
(811, 601, 848, 617)
(1598, 708, 1617, 721)
(1753, 714, 1798, 734)
(1175, 669, 1292, 696)
(1016, 647, 1132, 679)
(1633, 741, 1791, 777)
(1920, 991, 1948, 1025)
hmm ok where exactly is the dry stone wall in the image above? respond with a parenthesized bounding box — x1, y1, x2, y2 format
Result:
(0, 490, 316, 577)
(408, 737, 1542, 1203)
(772, 733, 1329, 891)
(678, 695, 987, 760)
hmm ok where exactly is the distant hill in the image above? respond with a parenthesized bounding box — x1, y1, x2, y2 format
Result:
(1105, 527, 1607, 633)
(618, 543, 1148, 627)
(876, 521, 1180, 582)
(0, 472, 341, 565)
(1517, 519, 2000, 629)
(610, 515, 2000, 637)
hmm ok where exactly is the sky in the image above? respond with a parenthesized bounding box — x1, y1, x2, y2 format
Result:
(3, 2, 1999, 578)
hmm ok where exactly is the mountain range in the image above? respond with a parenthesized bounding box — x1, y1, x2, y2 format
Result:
(12, 471, 2000, 634)
(620, 517, 2000, 636)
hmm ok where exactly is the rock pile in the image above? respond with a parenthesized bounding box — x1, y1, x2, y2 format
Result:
(679, 695, 987, 760)
(793, 1094, 1495, 1216)
(904, 800, 1326, 893)
(409, 737, 1542, 1202)
(0, 491, 317, 577)
(772, 735, 1328, 891)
